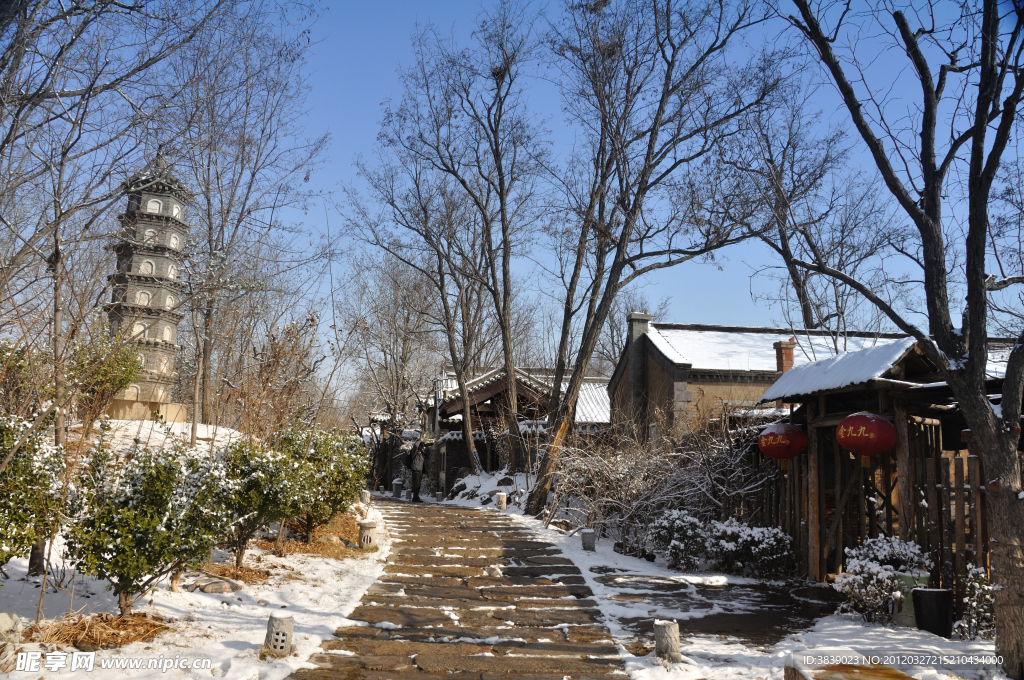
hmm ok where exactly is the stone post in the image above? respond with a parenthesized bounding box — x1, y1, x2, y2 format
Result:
(653, 620, 682, 663)
(264, 613, 294, 657)
(358, 520, 378, 549)
(581, 529, 596, 551)
(495, 492, 507, 510)
(436, 491, 444, 502)
(359, 490, 371, 505)
(392, 480, 403, 498)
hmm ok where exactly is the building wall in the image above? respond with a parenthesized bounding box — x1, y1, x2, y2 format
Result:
(646, 351, 671, 423)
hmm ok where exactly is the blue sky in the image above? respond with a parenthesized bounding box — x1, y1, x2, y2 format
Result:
(295, 1, 836, 329)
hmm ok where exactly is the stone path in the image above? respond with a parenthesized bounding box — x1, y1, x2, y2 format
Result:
(292, 499, 626, 679)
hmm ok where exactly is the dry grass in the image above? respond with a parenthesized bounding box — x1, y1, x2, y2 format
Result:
(30, 612, 169, 650)
(200, 562, 271, 585)
(253, 509, 367, 561)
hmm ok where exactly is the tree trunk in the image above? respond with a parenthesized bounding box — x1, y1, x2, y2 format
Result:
(117, 590, 133, 617)
(306, 514, 314, 545)
(27, 539, 46, 576)
(200, 302, 215, 424)
(988, 486, 1024, 679)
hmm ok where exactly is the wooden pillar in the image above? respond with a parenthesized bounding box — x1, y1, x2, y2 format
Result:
(894, 403, 913, 540)
(807, 403, 821, 581)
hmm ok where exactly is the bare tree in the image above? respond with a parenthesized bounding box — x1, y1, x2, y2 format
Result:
(525, 0, 781, 515)
(170, 1, 327, 427)
(379, 1, 546, 470)
(345, 163, 490, 474)
(779, 2, 1024, 674)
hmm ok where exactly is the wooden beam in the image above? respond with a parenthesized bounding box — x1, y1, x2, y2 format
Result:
(807, 402, 821, 581)
(810, 411, 894, 428)
(894, 403, 914, 540)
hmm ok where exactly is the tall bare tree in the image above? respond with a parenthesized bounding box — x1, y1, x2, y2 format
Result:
(524, 0, 781, 515)
(380, 2, 545, 469)
(780, 2, 1024, 674)
(170, 2, 327, 426)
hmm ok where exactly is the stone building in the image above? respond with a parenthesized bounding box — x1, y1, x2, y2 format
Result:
(104, 155, 188, 422)
(607, 313, 908, 432)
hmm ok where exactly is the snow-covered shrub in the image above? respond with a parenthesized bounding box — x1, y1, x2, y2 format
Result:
(649, 510, 707, 571)
(222, 440, 306, 566)
(277, 427, 369, 542)
(833, 537, 933, 623)
(0, 415, 65, 572)
(649, 511, 792, 576)
(706, 519, 791, 577)
(66, 435, 231, 615)
(954, 564, 995, 640)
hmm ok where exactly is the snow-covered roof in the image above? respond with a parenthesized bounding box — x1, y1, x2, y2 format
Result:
(574, 382, 610, 423)
(759, 338, 918, 402)
(436, 430, 486, 443)
(647, 324, 906, 372)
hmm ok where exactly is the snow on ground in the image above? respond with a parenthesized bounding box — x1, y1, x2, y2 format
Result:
(0, 502, 391, 679)
(447, 471, 1006, 680)
(93, 420, 246, 454)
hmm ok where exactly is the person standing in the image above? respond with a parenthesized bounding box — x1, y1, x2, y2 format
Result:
(409, 443, 428, 503)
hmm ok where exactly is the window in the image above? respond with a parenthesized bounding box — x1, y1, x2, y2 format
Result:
(143, 229, 157, 244)
(146, 199, 162, 214)
(135, 290, 151, 305)
(165, 295, 175, 310)
(167, 265, 178, 280)
(172, 204, 181, 219)
(139, 260, 154, 276)
(169, 234, 180, 250)
(125, 385, 140, 400)
(131, 322, 146, 337)
(162, 326, 172, 343)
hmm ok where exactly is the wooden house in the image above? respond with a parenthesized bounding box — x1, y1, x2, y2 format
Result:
(425, 367, 610, 495)
(752, 337, 1018, 615)
(608, 313, 908, 431)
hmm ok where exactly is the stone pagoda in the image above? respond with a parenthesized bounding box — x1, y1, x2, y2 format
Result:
(105, 154, 189, 422)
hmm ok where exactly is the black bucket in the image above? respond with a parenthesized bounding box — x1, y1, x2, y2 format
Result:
(912, 588, 954, 638)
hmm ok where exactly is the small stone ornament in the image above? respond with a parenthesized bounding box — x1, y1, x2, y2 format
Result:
(358, 521, 378, 549)
(359, 490, 371, 505)
(436, 491, 444, 502)
(495, 492, 507, 510)
(581, 528, 596, 551)
(264, 613, 294, 657)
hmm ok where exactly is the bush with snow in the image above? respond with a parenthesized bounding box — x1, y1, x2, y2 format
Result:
(0, 415, 65, 572)
(277, 427, 369, 542)
(833, 536, 933, 623)
(954, 564, 995, 641)
(65, 433, 232, 615)
(649, 510, 792, 577)
(706, 518, 791, 577)
(222, 440, 306, 567)
(649, 510, 707, 571)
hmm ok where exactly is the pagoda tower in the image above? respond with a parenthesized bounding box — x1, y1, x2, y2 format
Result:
(105, 155, 189, 422)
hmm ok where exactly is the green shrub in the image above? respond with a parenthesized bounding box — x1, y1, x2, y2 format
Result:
(954, 564, 995, 640)
(649, 510, 707, 571)
(69, 326, 140, 435)
(833, 536, 933, 623)
(222, 441, 305, 567)
(649, 511, 792, 577)
(66, 432, 231, 615)
(277, 427, 369, 543)
(706, 519, 792, 578)
(0, 416, 65, 573)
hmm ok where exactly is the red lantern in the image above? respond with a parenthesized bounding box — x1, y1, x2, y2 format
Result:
(758, 424, 807, 467)
(836, 412, 897, 464)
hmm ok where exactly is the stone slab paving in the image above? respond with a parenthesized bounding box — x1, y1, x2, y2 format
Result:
(290, 500, 626, 679)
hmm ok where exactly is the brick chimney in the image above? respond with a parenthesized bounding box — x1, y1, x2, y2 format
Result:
(627, 311, 652, 344)
(774, 337, 796, 375)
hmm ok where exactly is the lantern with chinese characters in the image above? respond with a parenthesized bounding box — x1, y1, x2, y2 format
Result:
(836, 412, 897, 466)
(758, 423, 807, 471)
